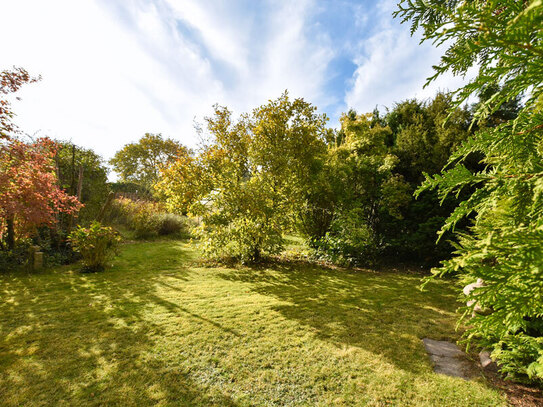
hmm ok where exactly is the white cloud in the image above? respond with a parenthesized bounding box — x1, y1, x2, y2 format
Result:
(163, 0, 251, 73)
(1, 0, 472, 172)
(250, 1, 335, 109)
(344, 5, 472, 114)
(0, 0, 225, 162)
(0, 0, 335, 166)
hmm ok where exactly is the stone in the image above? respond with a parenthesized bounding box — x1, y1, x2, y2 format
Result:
(33, 251, 44, 270)
(463, 278, 491, 316)
(422, 338, 476, 380)
(479, 350, 498, 372)
(463, 278, 484, 296)
(479, 351, 492, 368)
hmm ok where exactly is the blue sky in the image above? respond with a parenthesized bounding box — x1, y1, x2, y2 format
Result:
(1, 0, 467, 161)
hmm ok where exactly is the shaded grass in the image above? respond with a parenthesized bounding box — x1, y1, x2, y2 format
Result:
(0, 240, 507, 406)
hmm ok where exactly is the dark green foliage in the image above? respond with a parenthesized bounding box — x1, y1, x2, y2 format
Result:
(311, 208, 380, 266)
(378, 94, 473, 264)
(379, 191, 456, 265)
(0, 239, 32, 272)
(396, 0, 543, 384)
(306, 112, 411, 266)
(55, 141, 110, 224)
(305, 93, 472, 266)
(31, 226, 80, 266)
(156, 213, 190, 237)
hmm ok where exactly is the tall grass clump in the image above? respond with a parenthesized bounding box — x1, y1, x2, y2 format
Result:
(106, 198, 190, 239)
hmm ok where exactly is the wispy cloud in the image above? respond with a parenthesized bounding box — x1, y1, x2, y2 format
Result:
(1, 0, 468, 162)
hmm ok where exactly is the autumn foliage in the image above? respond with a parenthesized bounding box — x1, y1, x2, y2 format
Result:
(0, 67, 82, 251)
(0, 137, 82, 250)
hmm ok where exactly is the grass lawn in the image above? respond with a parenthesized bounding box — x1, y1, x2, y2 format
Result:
(0, 240, 507, 406)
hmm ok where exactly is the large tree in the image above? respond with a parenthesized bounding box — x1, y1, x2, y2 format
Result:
(157, 93, 328, 262)
(0, 68, 81, 251)
(110, 133, 189, 191)
(378, 93, 473, 264)
(396, 0, 543, 383)
(305, 111, 410, 266)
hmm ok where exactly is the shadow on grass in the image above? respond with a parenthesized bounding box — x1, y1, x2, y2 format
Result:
(218, 258, 461, 375)
(0, 241, 240, 406)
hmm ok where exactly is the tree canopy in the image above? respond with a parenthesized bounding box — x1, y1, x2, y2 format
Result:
(158, 93, 328, 262)
(110, 133, 189, 191)
(0, 67, 40, 140)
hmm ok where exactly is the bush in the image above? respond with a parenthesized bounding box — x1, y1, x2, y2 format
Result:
(33, 227, 81, 266)
(156, 213, 187, 236)
(128, 202, 162, 239)
(0, 240, 32, 272)
(69, 222, 121, 272)
(196, 216, 284, 264)
(105, 198, 160, 238)
(105, 198, 190, 239)
(310, 208, 379, 267)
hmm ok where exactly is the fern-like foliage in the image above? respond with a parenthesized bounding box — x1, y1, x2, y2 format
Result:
(397, 0, 543, 384)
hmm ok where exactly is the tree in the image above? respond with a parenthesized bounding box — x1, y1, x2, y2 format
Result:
(110, 133, 189, 191)
(1, 67, 40, 140)
(55, 142, 110, 223)
(396, 0, 543, 383)
(307, 111, 410, 265)
(390, 94, 472, 184)
(158, 93, 328, 262)
(377, 93, 473, 264)
(0, 138, 82, 250)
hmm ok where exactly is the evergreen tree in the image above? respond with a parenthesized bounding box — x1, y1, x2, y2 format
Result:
(396, 0, 543, 383)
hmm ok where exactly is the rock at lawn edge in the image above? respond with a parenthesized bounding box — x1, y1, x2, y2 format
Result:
(479, 350, 499, 373)
(423, 338, 477, 380)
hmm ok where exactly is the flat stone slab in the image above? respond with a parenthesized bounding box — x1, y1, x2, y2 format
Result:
(423, 338, 477, 380)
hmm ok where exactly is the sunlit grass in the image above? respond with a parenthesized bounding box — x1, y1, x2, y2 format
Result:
(0, 240, 506, 406)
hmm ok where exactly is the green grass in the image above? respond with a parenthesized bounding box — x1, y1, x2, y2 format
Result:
(0, 240, 507, 406)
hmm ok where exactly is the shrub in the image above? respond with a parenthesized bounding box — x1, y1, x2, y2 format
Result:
(311, 208, 379, 267)
(128, 202, 162, 239)
(105, 198, 190, 238)
(0, 239, 32, 272)
(106, 198, 160, 238)
(195, 215, 284, 264)
(69, 222, 121, 272)
(156, 213, 187, 236)
(33, 230, 75, 267)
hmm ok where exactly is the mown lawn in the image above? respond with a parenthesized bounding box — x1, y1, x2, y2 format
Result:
(0, 240, 507, 406)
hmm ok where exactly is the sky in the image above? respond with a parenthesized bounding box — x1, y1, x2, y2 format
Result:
(1, 0, 469, 163)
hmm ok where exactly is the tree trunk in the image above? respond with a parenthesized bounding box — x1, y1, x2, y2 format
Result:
(68, 165, 84, 232)
(252, 247, 261, 262)
(97, 191, 115, 223)
(6, 215, 15, 250)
